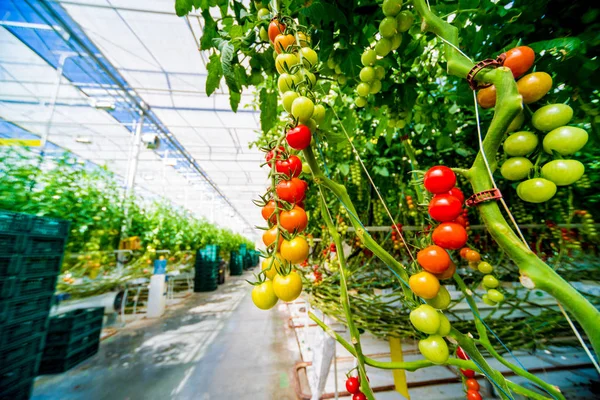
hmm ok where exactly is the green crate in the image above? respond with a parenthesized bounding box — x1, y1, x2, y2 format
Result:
(23, 236, 66, 255)
(0, 274, 57, 299)
(30, 216, 70, 238)
(43, 328, 100, 359)
(0, 254, 20, 277)
(0, 210, 33, 234)
(0, 294, 53, 324)
(0, 355, 40, 392)
(0, 314, 48, 348)
(48, 307, 104, 333)
(16, 254, 63, 277)
(0, 377, 34, 400)
(0, 233, 26, 255)
(38, 339, 99, 375)
(47, 320, 103, 346)
(0, 334, 45, 374)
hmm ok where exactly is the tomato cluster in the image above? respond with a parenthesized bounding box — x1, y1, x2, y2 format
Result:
(459, 248, 505, 305)
(500, 103, 587, 203)
(354, 0, 413, 107)
(456, 347, 483, 400)
(345, 374, 367, 400)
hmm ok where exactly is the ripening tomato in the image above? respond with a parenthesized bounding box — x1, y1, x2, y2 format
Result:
(467, 390, 483, 400)
(434, 261, 456, 280)
(262, 226, 282, 250)
(409, 271, 440, 299)
(410, 304, 441, 334)
(465, 249, 481, 263)
(286, 124, 312, 150)
(291, 96, 315, 123)
(382, 0, 402, 16)
(261, 255, 283, 280)
(418, 335, 449, 364)
(268, 19, 286, 43)
(345, 377, 360, 394)
(276, 178, 306, 203)
(477, 85, 496, 109)
(281, 91, 299, 113)
(429, 195, 462, 222)
(461, 369, 476, 378)
(280, 205, 308, 233)
(266, 145, 286, 162)
(432, 223, 468, 250)
(424, 166, 456, 194)
(502, 46, 535, 78)
(312, 104, 326, 124)
(459, 247, 470, 259)
(280, 236, 309, 264)
(275, 53, 299, 74)
(477, 262, 493, 274)
(360, 66, 375, 82)
(379, 16, 398, 38)
(252, 280, 279, 310)
(465, 379, 480, 391)
(417, 245, 451, 273)
(261, 200, 279, 223)
(517, 72, 552, 104)
(273, 271, 303, 301)
(487, 289, 505, 303)
(483, 275, 499, 289)
(506, 111, 525, 133)
(396, 11, 414, 32)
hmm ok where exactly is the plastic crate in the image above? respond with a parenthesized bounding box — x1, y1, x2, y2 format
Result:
(48, 307, 104, 333)
(0, 254, 21, 277)
(0, 334, 45, 374)
(0, 314, 48, 348)
(0, 274, 57, 299)
(0, 377, 34, 400)
(0, 355, 40, 392)
(46, 320, 102, 346)
(30, 216, 70, 238)
(43, 328, 100, 359)
(0, 210, 33, 234)
(0, 294, 53, 324)
(0, 233, 26, 255)
(38, 340, 99, 375)
(16, 254, 63, 277)
(23, 236, 66, 255)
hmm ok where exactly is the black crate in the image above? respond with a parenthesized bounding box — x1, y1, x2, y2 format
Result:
(0, 294, 53, 324)
(0, 314, 48, 348)
(43, 328, 100, 359)
(38, 339, 99, 375)
(48, 307, 104, 333)
(0, 355, 40, 392)
(0, 274, 57, 299)
(46, 319, 102, 346)
(0, 378, 34, 400)
(0, 334, 45, 374)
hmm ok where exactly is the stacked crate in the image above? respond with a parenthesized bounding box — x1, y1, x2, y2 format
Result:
(39, 307, 104, 374)
(229, 251, 244, 276)
(194, 245, 220, 292)
(0, 211, 69, 399)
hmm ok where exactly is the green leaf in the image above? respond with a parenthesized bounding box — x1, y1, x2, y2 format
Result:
(230, 25, 243, 39)
(205, 53, 223, 96)
(338, 163, 350, 176)
(259, 86, 278, 134)
(528, 38, 583, 58)
(373, 165, 390, 177)
(229, 91, 241, 112)
(175, 0, 193, 17)
(221, 42, 238, 91)
(200, 9, 218, 50)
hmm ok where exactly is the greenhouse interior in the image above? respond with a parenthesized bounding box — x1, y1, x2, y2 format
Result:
(0, 0, 599, 399)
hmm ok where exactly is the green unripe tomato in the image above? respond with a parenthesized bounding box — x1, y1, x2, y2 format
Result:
(259, 27, 269, 42)
(425, 286, 451, 310)
(418, 335, 449, 364)
(291, 96, 315, 123)
(357, 82, 371, 97)
(312, 104, 326, 124)
(303, 71, 317, 88)
(500, 157, 533, 181)
(382, 0, 402, 17)
(437, 313, 451, 336)
(281, 91, 299, 113)
(257, 8, 270, 19)
(487, 289, 505, 303)
(517, 178, 557, 203)
(395, 119, 406, 129)
(506, 111, 525, 133)
(477, 262, 493, 274)
(409, 304, 441, 334)
(275, 53, 299, 74)
(503, 131, 538, 156)
(532, 104, 573, 132)
(299, 47, 318, 68)
(359, 66, 375, 82)
(396, 10, 414, 32)
(326, 58, 336, 69)
(387, 118, 396, 127)
(379, 17, 398, 38)
(375, 38, 392, 57)
(361, 49, 377, 66)
(369, 80, 382, 94)
(374, 65, 385, 80)
(304, 118, 317, 132)
(334, 64, 342, 74)
(482, 294, 497, 306)
(390, 34, 403, 50)
(302, 163, 312, 174)
(541, 159, 585, 186)
(278, 73, 299, 92)
(355, 96, 368, 107)
(543, 126, 588, 155)
(482, 275, 499, 289)
(337, 75, 348, 85)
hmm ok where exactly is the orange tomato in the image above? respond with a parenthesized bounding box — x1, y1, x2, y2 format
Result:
(434, 261, 456, 280)
(268, 19, 285, 43)
(409, 271, 440, 299)
(459, 247, 471, 259)
(274, 34, 295, 54)
(465, 249, 481, 263)
(280, 236, 309, 264)
(280, 205, 308, 233)
(417, 245, 450, 274)
(262, 226, 282, 250)
(477, 85, 496, 109)
(261, 200, 278, 224)
(465, 378, 480, 391)
(517, 72, 552, 104)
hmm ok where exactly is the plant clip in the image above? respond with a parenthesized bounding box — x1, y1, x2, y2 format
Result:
(466, 53, 507, 91)
(465, 188, 503, 207)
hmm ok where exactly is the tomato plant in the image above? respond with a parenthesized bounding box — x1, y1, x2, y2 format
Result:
(516, 72, 553, 104)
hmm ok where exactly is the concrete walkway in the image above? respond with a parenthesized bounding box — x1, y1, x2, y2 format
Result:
(32, 270, 300, 400)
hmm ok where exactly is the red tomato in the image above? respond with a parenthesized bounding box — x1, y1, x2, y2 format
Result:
(456, 346, 469, 360)
(352, 394, 367, 400)
(279, 205, 308, 233)
(465, 379, 480, 391)
(454, 215, 468, 228)
(459, 247, 471, 259)
(345, 377, 360, 394)
(276, 155, 302, 177)
(447, 187, 465, 204)
(261, 200, 279, 224)
(467, 390, 482, 400)
(461, 369, 475, 378)
(268, 19, 285, 43)
(286, 124, 312, 150)
(424, 166, 456, 194)
(429, 195, 462, 222)
(417, 245, 450, 274)
(330, 243, 336, 252)
(266, 146, 286, 162)
(502, 46, 535, 78)
(432, 223, 468, 250)
(276, 178, 307, 203)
